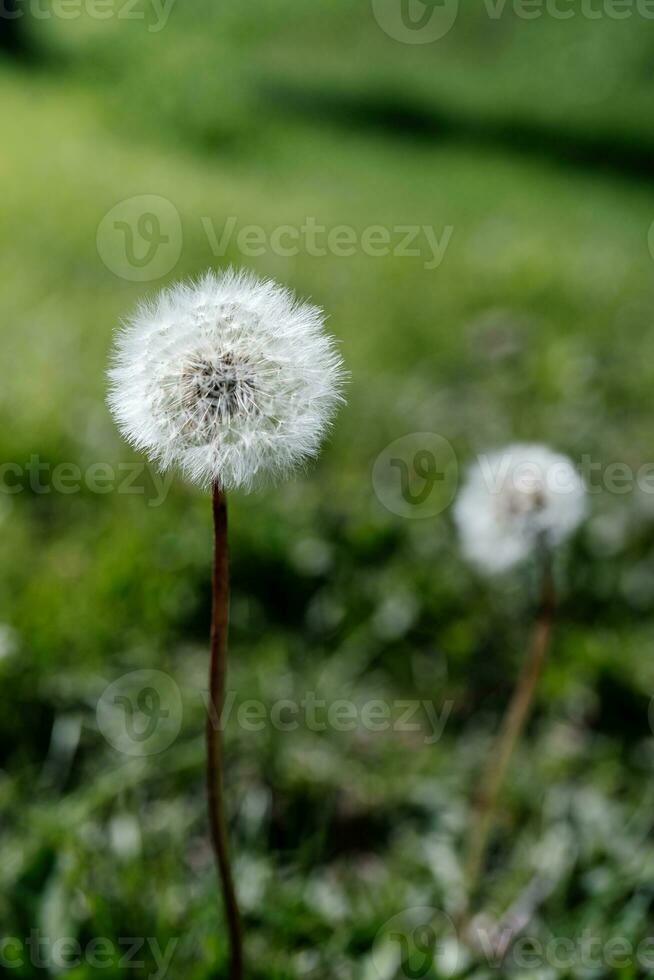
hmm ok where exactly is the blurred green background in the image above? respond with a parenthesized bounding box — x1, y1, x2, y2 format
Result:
(2, 2, 654, 977)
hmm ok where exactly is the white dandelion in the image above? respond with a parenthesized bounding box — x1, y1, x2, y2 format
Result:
(107, 268, 345, 980)
(108, 268, 345, 491)
(456, 444, 587, 916)
(454, 443, 587, 575)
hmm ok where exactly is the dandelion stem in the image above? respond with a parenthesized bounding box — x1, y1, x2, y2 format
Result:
(464, 555, 556, 916)
(207, 482, 243, 980)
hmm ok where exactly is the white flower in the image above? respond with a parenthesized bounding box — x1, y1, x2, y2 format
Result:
(454, 443, 587, 574)
(108, 269, 345, 490)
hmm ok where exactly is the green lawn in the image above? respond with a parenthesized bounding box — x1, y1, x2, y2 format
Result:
(2, 5, 654, 977)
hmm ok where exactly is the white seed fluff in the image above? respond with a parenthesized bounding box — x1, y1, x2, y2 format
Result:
(454, 443, 587, 574)
(107, 269, 345, 490)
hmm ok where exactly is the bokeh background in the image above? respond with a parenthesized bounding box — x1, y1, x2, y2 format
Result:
(2, 3, 654, 977)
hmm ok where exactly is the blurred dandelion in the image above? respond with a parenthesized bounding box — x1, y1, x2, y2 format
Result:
(108, 268, 345, 979)
(454, 444, 586, 923)
(454, 444, 586, 575)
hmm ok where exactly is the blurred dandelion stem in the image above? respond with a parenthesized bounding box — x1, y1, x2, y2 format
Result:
(464, 555, 555, 912)
(207, 482, 243, 980)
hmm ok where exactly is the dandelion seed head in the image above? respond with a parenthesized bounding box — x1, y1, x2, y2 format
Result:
(454, 443, 587, 574)
(107, 269, 346, 490)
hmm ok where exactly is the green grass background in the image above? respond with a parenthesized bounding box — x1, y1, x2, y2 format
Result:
(2, 2, 654, 977)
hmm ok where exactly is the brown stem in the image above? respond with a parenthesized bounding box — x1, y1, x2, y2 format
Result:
(463, 557, 556, 918)
(207, 482, 243, 980)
